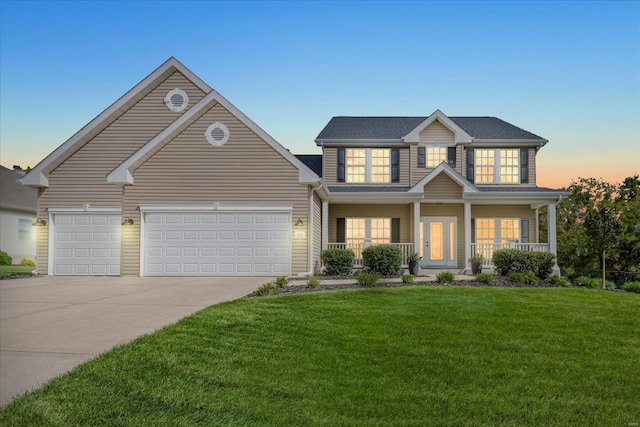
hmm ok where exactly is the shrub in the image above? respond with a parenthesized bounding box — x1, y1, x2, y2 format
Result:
(254, 282, 278, 296)
(306, 276, 321, 289)
(356, 270, 380, 287)
(401, 274, 415, 284)
(321, 248, 355, 276)
(0, 250, 12, 266)
(508, 271, 540, 285)
(622, 282, 640, 294)
(436, 272, 455, 284)
(575, 276, 615, 289)
(492, 249, 555, 279)
(548, 274, 571, 287)
(475, 272, 494, 284)
(362, 244, 402, 275)
(20, 258, 35, 267)
(275, 276, 290, 289)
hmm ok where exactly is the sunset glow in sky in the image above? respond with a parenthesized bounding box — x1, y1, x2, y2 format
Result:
(1, 1, 638, 189)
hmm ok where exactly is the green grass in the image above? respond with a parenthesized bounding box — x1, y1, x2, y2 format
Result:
(0, 265, 34, 277)
(2, 287, 639, 426)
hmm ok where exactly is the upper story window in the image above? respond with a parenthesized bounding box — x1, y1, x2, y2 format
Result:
(346, 148, 390, 183)
(475, 149, 519, 184)
(426, 143, 447, 167)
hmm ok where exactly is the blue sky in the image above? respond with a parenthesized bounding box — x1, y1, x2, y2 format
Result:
(1, 0, 638, 188)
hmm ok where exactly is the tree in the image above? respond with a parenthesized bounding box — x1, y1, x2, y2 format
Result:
(616, 176, 640, 272)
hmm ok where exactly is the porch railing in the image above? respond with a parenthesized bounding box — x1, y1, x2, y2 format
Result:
(470, 243, 550, 267)
(327, 243, 415, 268)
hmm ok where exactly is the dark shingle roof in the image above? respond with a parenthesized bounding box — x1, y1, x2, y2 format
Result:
(295, 155, 323, 177)
(328, 186, 412, 193)
(315, 116, 545, 142)
(477, 186, 563, 193)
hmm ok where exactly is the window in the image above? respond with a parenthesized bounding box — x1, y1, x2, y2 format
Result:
(426, 144, 447, 167)
(18, 218, 32, 241)
(346, 149, 390, 183)
(475, 149, 519, 183)
(346, 218, 391, 257)
(474, 218, 520, 259)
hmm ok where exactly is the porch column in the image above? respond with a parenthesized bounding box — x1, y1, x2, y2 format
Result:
(322, 202, 329, 251)
(464, 202, 471, 273)
(547, 202, 560, 275)
(413, 202, 420, 255)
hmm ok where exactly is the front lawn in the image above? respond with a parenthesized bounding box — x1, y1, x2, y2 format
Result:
(0, 265, 34, 277)
(1, 287, 638, 426)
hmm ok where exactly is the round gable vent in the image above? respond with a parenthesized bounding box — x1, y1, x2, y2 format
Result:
(205, 122, 230, 147)
(164, 88, 189, 112)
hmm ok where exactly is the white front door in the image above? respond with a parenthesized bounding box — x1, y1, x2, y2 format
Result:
(421, 217, 457, 268)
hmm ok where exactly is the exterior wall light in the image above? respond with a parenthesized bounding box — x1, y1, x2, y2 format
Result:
(121, 218, 134, 225)
(32, 218, 47, 226)
(295, 218, 304, 226)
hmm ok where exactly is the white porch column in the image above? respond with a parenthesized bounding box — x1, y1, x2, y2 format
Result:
(322, 202, 329, 251)
(464, 202, 471, 273)
(547, 202, 560, 275)
(413, 202, 420, 255)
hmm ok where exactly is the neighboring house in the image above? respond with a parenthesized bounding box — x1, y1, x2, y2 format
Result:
(22, 58, 567, 276)
(0, 166, 37, 262)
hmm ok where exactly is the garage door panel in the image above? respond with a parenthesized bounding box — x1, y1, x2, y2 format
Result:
(144, 212, 291, 276)
(53, 214, 121, 276)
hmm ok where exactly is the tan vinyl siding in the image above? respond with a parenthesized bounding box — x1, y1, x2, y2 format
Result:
(419, 119, 455, 144)
(312, 192, 322, 274)
(471, 205, 536, 242)
(423, 174, 463, 199)
(323, 147, 409, 187)
(36, 72, 206, 273)
(529, 148, 536, 186)
(420, 203, 465, 269)
(328, 204, 412, 243)
(122, 102, 310, 276)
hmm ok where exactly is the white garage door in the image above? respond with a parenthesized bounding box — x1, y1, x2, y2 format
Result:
(53, 214, 121, 275)
(143, 212, 291, 276)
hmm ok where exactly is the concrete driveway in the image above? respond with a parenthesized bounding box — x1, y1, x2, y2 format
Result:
(0, 275, 266, 406)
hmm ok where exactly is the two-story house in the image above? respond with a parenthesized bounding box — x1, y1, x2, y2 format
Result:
(22, 58, 565, 276)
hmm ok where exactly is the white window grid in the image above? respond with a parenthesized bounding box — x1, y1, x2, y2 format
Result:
(475, 149, 519, 184)
(346, 149, 390, 183)
(346, 218, 391, 257)
(426, 144, 447, 167)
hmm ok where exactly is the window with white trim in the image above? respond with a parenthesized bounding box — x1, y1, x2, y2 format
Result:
(426, 143, 447, 167)
(346, 218, 391, 257)
(475, 149, 519, 184)
(475, 218, 520, 259)
(346, 149, 390, 183)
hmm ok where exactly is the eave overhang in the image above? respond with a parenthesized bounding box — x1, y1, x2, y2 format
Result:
(315, 138, 405, 147)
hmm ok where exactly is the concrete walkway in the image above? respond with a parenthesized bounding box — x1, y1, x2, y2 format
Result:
(0, 276, 265, 406)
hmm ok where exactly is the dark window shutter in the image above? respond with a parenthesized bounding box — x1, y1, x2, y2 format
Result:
(336, 218, 346, 243)
(471, 218, 476, 243)
(520, 219, 530, 243)
(466, 150, 474, 183)
(391, 149, 400, 183)
(391, 218, 400, 243)
(337, 148, 345, 182)
(447, 147, 456, 167)
(417, 147, 425, 168)
(520, 149, 529, 184)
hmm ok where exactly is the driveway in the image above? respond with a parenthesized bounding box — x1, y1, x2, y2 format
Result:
(0, 275, 266, 406)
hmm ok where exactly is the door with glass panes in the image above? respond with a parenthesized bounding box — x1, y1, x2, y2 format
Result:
(421, 217, 457, 268)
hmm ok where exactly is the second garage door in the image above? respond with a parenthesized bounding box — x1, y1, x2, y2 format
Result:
(143, 212, 291, 276)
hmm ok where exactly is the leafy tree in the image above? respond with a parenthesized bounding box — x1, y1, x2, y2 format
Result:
(616, 176, 640, 272)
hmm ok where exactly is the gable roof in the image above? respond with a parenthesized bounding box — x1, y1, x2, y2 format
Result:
(408, 162, 478, 194)
(315, 112, 547, 145)
(108, 84, 320, 185)
(21, 57, 212, 187)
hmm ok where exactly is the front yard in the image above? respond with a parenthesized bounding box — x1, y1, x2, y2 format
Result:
(1, 287, 638, 426)
(0, 265, 34, 278)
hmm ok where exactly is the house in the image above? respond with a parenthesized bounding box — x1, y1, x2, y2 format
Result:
(22, 58, 566, 276)
(0, 165, 37, 263)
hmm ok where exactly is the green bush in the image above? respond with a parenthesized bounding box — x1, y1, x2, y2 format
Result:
(321, 248, 355, 276)
(401, 274, 415, 284)
(362, 244, 402, 275)
(306, 276, 321, 289)
(0, 251, 12, 266)
(356, 270, 380, 287)
(575, 276, 615, 289)
(508, 271, 540, 285)
(548, 275, 571, 287)
(436, 272, 455, 284)
(492, 249, 555, 279)
(275, 276, 290, 289)
(622, 282, 640, 294)
(20, 259, 35, 267)
(475, 272, 494, 284)
(254, 282, 278, 296)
